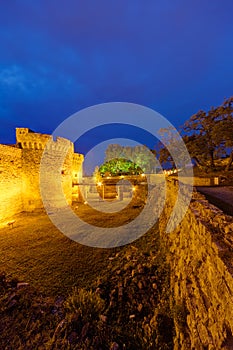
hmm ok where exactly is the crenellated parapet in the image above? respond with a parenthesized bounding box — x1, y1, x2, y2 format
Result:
(16, 128, 74, 152)
(16, 128, 50, 150)
(73, 153, 84, 165)
(0, 127, 84, 222)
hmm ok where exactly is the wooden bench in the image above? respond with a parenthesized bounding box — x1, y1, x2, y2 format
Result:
(7, 220, 15, 229)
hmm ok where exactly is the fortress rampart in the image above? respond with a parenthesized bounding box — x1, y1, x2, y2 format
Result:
(156, 179, 233, 350)
(0, 128, 84, 223)
(0, 144, 23, 222)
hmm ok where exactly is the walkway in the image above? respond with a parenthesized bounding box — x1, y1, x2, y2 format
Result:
(196, 186, 233, 216)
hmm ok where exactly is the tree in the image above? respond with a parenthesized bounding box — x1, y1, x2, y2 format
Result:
(183, 110, 217, 170)
(99, 158, 142, 176)
(104, 144, 157, 173)
(183, 97, 233, 171)
(211, 97, 233, 171)
(157, 127, 191, 171)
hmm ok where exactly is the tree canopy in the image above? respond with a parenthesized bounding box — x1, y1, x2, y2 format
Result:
(104, 144, 157, 174)
(183, 96, 233, 171)
(99, 158, 143, 176)
(157, 96, 233, 172)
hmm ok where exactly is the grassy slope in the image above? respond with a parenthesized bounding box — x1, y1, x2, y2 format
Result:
(0, 210, 113, 296)
(0, 202, 174, 349)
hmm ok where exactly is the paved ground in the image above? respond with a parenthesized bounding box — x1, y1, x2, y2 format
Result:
(196, 186, 233, 216)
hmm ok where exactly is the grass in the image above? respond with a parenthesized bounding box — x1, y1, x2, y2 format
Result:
(0, 199, 175, 349)
(0, 186, 148, 296)
(0, 209, 113, 296)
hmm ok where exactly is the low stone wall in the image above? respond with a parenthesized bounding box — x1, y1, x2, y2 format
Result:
(169, 175, 219, 186)
(157, 179, 233, 349)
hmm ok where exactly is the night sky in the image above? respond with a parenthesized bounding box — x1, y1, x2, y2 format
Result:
(1, 1, 233, 159)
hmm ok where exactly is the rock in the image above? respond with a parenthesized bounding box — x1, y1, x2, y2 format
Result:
(225, 224, 233, 234)
(137, 303, 143, 312)
(81, 322, 90, 340)
(138, 266, 144, 274)
(7, 292, 17, 302)
(68, 331, 78, 344)
(129, 314, 135, 319)
(53, 319, 66, 337)
(100, 314, 107, 322)
(7, 299, 17, 310)
(110, 342, 120, 350)
(0, 272, 6, 285)
(95, 287, 102, 294)
(17, 282, 29, 289)
(138, 281, 143, 289)
(54, 295, 64, 307)
(126, 254, 131, 261)
(118, 286, 123, 297)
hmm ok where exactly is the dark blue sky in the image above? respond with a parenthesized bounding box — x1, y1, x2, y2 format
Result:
(0, 0, 233, 152)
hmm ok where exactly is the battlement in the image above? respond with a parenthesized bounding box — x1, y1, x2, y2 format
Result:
(16, 128, 51, 150)
(0, 128, 84, 222)
(16, 128, 74, 152)
(73, 153, 84, 164)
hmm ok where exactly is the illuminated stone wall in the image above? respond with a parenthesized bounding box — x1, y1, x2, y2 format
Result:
(156, 180, 233, 350)
(0, 128, 83, 223)
(0, 145, 23, 222)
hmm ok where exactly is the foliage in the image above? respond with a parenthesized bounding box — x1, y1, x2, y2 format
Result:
(99, 158, 143, 176)
(64, 288, 104, 321)
(157, 96, 233, 172)
(183, 96, 233, 171)
(158, 126, 191, 170)
(104, 144, 157, 174)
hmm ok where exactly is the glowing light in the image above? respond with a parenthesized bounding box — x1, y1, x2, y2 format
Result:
(97, 181, 102, 186)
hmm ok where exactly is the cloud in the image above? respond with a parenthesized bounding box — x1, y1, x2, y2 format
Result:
(0, 65, 28, 92)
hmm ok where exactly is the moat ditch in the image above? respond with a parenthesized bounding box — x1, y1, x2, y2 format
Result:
(0, 203, 175, 349)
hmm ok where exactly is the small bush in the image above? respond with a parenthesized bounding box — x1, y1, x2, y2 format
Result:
(64, 288, 104, 322)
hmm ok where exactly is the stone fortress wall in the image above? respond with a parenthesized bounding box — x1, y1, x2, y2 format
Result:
(156, 178, 233, 350)
(0, 144, 23, 222)
(0, 128, 84, 223)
